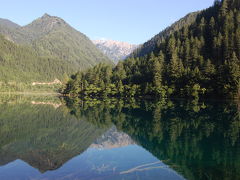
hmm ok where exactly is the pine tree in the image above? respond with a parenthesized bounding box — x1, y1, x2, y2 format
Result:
(169, 51, 180, 82)
(103, 65, 112, 84)
(183, 38, 191, 69)
(209, 17, 216, 58)
(223, 15, 230, 61)
(199, 17, 206, 35)
(153, 59, 162, 89)
(229, 52, 240, 86)
(235, 27, 240, 58)
(167, 36, 176, 60)
(113, 62, 126, 82)
(117, 80, 124, 96)
(220, 0, 228, 17)
(204, 59, 216, 78)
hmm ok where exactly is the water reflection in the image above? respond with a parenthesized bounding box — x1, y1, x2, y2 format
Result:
(0, 95, 239, 180)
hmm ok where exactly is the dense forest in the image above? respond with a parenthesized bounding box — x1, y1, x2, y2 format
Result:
(64, 0, 240, 99)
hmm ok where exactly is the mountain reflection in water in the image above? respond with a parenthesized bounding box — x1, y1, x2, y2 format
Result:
(0, 95, 239, 180)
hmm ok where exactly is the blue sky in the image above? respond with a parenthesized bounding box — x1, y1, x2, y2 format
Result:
(1, 0, 215, 44)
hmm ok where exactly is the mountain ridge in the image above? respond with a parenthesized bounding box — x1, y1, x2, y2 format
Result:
(0, 18, 20, 30)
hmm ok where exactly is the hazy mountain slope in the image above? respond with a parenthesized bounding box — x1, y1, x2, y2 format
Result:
(131, 11, 199, 57)
(0, 14, 112, 80)
(0, 18, 25, 42)
(0, 35, 75, 82)
(25, 14, 111, 68)
(93, 39, 138, 63)
(0, 18, 20, 30)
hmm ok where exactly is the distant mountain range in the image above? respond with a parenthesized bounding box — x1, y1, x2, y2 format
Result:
(93, 39, 138, 63)
(0, 14, 111, 82)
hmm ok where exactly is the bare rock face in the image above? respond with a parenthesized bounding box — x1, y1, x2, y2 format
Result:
(90, 126, 135, 149)
(93, 39, 138, 64)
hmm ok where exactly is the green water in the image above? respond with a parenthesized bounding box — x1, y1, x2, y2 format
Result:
(0, 96, 239, 180)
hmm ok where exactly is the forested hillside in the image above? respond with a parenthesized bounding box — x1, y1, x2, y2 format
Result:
(0, 14, 111, 85)
(24, 14, 111, 69)
(131, 12, 199, 58)
(0, 35, 74, 82)
(65, 0, 240, 99)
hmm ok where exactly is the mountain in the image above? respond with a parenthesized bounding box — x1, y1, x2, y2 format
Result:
(24, 14, 111, 68)
(0, 35, 75, 82)
(65, 0, 240, 99)
(0, 18, 23, 42)
(90, 126, 135, 149)
(0, 18, 20, 30)
(0, 101, 107, 172)
(0, 14, 112, 83)
(93, 39, 138, 63)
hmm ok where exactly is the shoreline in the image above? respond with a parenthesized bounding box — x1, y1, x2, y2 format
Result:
(0, 92, 61, 96)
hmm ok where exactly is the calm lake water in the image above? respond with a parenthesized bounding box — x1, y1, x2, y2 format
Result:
(0, 95, 239, 180)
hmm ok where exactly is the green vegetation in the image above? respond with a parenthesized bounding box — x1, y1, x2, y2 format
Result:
(65, 0, 240, 99)
(0, 35, 75, 82)
(0, 14, 112, 91)
(28, 15, 111, 70)
(0, 14, 111, 70)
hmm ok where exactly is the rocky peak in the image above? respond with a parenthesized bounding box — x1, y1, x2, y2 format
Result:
(42, 13, 51, 18)
(93, 39, 138, 50)
(92, 39, 139, 63)
(38, 13, 66, 26)
(22, 13, 68, 40)
(90, 126, 135, 149)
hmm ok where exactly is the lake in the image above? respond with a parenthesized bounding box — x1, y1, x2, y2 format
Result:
(0, 95, 239, 180)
